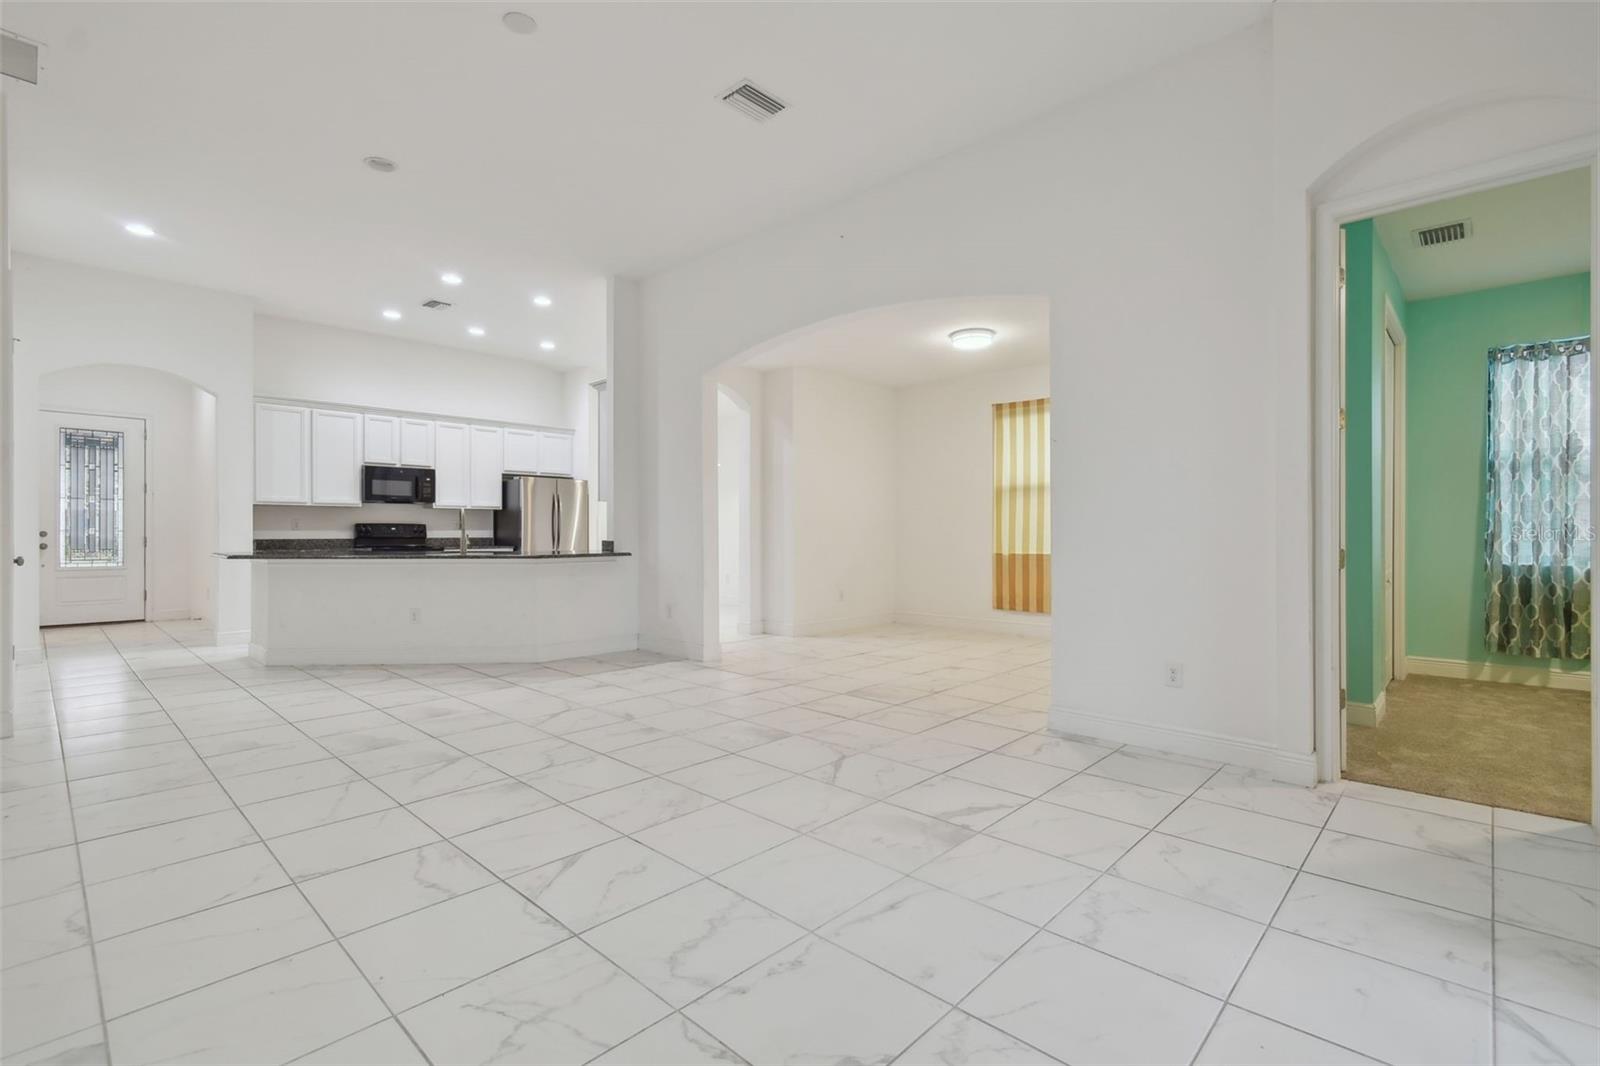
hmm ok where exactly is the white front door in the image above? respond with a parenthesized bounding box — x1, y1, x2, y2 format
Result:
(39, 412, 147, 626)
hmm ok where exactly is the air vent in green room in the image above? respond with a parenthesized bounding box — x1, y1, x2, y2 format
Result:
(1412, 219, 1472, 248)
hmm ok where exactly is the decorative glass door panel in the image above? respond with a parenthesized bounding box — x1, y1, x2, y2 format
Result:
(59, 428, 125, 568)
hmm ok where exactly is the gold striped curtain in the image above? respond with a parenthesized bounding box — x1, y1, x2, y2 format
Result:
(993, 398, 1051, 613)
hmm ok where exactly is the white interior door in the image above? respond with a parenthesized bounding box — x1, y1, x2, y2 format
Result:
(1382, 327, 1397, 688)
(39, 412, 146, 626)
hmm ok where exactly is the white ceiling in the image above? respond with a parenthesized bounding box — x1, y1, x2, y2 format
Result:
(2, 2, 1265, 368)
(1374, 168, 1592, 301)
(741, 295, 1048, 388)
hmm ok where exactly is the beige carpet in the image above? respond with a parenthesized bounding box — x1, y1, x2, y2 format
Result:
(1346, 675, 1591, 821)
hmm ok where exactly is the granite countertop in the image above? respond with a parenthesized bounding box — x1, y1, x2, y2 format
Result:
(223, 551, 630, 560)
(220, 538, 630, 561)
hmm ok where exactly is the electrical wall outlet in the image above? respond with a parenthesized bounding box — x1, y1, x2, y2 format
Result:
(1164, 663, 1184, 688)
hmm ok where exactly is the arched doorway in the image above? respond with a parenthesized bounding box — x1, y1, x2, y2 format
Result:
(35, 363, 219, 629)
(702, 295, 1051, 666)
(1307, 99, 1599, 820)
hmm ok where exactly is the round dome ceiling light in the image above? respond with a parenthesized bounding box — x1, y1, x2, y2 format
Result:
(440, 272, 463, 286)
(123, 221, 158, 238)
(364, 156, 399, 173)
(381, 308, 403, 321)
(539, 339, 556, 351)
(949, 327, 996, 351)
(531, 293, 552, 308)
(502, 11, 538, 34)
(467, 325, 486, 337)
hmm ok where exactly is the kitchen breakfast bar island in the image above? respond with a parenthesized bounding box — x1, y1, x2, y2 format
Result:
(231, 550, 638, 666)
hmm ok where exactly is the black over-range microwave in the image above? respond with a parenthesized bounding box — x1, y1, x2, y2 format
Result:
(362, 465, 436, 505)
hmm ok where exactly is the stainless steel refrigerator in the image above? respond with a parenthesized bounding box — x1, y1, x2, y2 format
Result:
(495, 476, 589, 555)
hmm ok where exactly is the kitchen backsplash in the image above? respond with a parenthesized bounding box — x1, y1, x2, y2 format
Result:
(253, 502, 496, 539)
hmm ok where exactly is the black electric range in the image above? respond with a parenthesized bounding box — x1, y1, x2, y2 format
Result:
(351, 523, 444, 554)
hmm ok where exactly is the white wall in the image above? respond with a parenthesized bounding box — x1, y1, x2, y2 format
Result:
(632, 4, 1598, 782)
(38, 365, 212, 621)
(716, 393, 743, 607)
(757, 367, 896, 636)
(896, 363, 1050, 634)
(12, 254, 255, 649)
(254, 315, 572, 427)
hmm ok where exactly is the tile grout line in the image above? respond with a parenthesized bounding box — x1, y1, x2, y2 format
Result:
(20, 623, 1569, 1066)
(86, 623, 439, 1066)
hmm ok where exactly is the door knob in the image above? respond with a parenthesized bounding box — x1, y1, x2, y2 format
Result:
(39, 544, 48, 550)
(38, 531, 46, 539)
(11, 557, 22, 566)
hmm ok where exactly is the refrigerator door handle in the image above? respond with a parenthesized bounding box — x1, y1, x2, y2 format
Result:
(554, 493, 563, 553)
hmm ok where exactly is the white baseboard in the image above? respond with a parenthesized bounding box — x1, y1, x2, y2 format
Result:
(213, 627, 252, 647)
(639, 632, 709, 663)
(1405, 655, 1591, 691)
(893, 610, 1051, 637)
(765, 613, 895, 638)
(149, 608, 197, 623)
(1049, 704, 1317, 786)
(1347, 691, 1387, 728)
(250, 632, 639, 667)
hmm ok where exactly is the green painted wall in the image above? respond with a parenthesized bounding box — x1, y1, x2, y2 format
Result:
(1343, 220, 1407, 705)
(1405, 272, 1592, 672)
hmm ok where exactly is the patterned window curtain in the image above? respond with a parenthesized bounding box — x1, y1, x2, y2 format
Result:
(993, 398, 1050, 613)
(1483, 336, 1592, 660)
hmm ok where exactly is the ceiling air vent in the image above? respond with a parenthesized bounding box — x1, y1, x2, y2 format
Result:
(420, 299, 453, 310)
(720, 80, 787, 122)
(1413, 219, 1472, 249)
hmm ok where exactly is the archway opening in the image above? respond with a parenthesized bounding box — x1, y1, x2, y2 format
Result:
(35, 363, 219, 631)
(703, 295, 1052, 696)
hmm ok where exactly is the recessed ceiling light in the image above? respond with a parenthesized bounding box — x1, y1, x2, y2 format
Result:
(531, 293, 552, 308)
(948, 327, 996, 351)
(382, 309, 402, 321)
(123, 221, 157, 238)
(467, 325, 486, 337)
(440, 272, 463, 286)
(502, 11, 538, 34)
(539, 339, 556, 351)
(363, 156, 398, 173)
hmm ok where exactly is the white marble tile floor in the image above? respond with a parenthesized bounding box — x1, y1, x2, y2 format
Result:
(2, 620, 1596, 1065)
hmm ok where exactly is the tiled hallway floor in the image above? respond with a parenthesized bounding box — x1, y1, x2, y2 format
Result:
(2, 623, 1596, 1065)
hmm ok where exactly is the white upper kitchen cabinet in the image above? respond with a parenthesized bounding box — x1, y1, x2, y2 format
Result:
(469, 425, 505, 508)
(310, 408, 363, 505)
(503, 428, 540, 474)
(363, 413, 400, 465)
(255, 402, 311, 504)
(538, 430, 575, 477)
(400, 418, 435, 467)
(434, 421, 470, 508)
